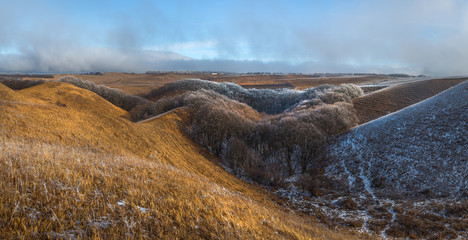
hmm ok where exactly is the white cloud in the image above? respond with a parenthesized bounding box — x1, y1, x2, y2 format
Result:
(145, 40, 219, 59)
(1, 0, 468, 75)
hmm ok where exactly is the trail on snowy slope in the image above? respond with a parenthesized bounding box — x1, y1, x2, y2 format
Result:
(327, 80, 468, 199)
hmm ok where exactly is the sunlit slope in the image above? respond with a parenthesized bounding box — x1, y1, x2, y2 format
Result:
(353, 77, 466, 124)
(0, 83, 17, 100)
(4, 82, 257, 196)
(2, 82, 155, 156)
(19, 81, 129, 116)
(0, 83, 38, 103)
(0, 82, 361, 239)
(327, 80, 468, 199)
(8, 82, 259, 190)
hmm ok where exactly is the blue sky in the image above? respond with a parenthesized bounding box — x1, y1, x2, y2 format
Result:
(1, 0, 468, 75)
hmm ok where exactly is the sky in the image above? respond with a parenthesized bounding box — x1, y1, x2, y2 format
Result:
(1, 0, 468, 75)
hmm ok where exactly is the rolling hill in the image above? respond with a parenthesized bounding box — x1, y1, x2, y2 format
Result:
(44, 72, 387, 96)
(0, 82, 363, 239)
(3, 75, 466, 239)
(353, 77, 467, 124)
(329, 80, 467, 199)
(324, 80, 467, 238)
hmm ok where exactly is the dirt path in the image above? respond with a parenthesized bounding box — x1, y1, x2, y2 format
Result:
(136, 107, 182, 124)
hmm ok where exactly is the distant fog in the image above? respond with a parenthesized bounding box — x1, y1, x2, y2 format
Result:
(1, 0, 468, 75)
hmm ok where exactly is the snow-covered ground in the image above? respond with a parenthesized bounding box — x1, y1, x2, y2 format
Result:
(360, 75, 468, 87)
(276, 80, 467, 239)
(327, 80, 467, 199)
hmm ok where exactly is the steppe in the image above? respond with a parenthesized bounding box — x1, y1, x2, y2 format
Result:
(1, 72, 466, 239)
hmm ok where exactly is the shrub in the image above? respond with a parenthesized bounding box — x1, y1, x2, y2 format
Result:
(129, 94, 186, 121)
(0, 77, 45, 90)
(185, 91, 256, 155)
(319, 91, 351, 104)
(128, 102, 156, 121)
(298, 102, 359, 135)
(335, 83, 364, 99)
(142, 79, 363, 186)
(144, 79, 364, 114)
(297, 174, 322, 196)
(287, 83, 363, 112)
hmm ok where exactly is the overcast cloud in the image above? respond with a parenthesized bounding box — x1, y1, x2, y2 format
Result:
(1, 0, 468, 75)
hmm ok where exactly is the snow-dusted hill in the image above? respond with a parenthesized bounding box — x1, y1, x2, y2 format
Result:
(327, 80, 468, 199)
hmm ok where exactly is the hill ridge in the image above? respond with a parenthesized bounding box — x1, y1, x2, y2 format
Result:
(353, 77, 467, 124)
(327, 80, 468, 199)
(1, 81, 361, 239)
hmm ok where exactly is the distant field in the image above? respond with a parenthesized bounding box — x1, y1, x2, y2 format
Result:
(47, 72, 388, 95)
(353, 77, 467, 124)
(18, 73, 466, 124)
(240, 83, 295, 89)
(0, 74, 54, 79)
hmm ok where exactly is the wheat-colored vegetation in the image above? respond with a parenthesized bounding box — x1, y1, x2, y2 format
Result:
(58, 76, 150, 112)
(0, 82, 365, 239)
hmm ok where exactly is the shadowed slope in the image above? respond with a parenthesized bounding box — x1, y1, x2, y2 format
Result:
(327, 80, 468, 199)
(1, 82, 363, 239)
(353, 77, 467, 124)
(321, 80, 468, 239)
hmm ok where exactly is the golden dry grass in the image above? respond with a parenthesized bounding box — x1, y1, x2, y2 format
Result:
(0, 83, 36, 103)
(1, 138, 327, 239)
(0, 82, 367, 239)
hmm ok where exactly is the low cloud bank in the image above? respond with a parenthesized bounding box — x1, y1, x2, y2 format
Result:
(0, 48, 419, 74)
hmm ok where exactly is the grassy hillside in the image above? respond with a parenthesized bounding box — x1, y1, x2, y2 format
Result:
(0, 82, 364, 239)
(329, 80, 468, 198)
(353, 77, 467, 124)
(325, 80, 468, 239)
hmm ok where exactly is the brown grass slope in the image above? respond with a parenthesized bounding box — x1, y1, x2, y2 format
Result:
(0, 83, 38, 103)
(0, 82, 364, 239)
(353, 77, 467, 124)
(0, 83, 18, 101)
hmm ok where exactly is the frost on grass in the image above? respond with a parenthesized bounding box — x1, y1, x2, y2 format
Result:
(1, 136, 309, 239)
(144, 78, 363, 115)
(314, 80, 468, 238)
(274, 81, 468, 239)
(327, 80, 468, 199)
